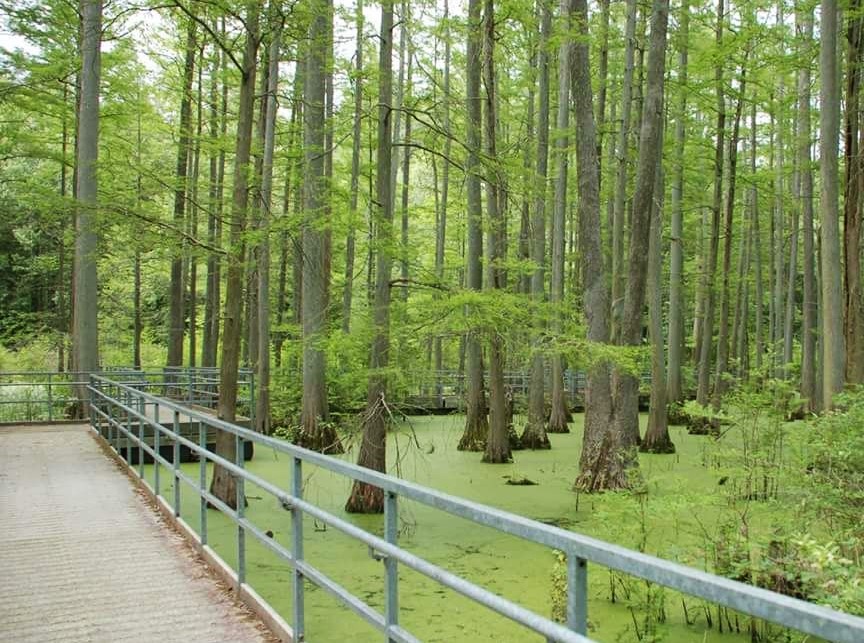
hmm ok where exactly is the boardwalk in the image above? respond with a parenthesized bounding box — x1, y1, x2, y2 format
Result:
(0, 424, 272, 643)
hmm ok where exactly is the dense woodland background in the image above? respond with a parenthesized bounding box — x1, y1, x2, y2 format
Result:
(0, 0, 861, 510)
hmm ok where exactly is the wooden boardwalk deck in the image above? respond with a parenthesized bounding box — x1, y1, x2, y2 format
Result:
(0, 423, 273, 643)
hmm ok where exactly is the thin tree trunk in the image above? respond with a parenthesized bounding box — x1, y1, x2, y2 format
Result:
(694, 0, 725, 429)
(188, 49, 203, 368)
(201, 35, 221, 370)
(845, 2, 864, 383)
(257, 8, 283, 436)
(342, 0, 363, 334)
(210, 1, 260, 509)
(547, 0, 575, 435)
(399, 16, 412, 300)
(521, 0, 552, 449)
(434, 0, 452, 394)
(346, 0, 395, 513)
(751, 102, 764, 375)
(641, 164, 674, 453)
(167, 19, 197, 371)
(458, 0, 489, 451)
(821, 0, 845, 408)
(611, 0, 638, 340)
(133, 87, 143, 370)
(666, 0, 688, 404)
(799, 6, 817, 410)
(712, 65, 746, 410)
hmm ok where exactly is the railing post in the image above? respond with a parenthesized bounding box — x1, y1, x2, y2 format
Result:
(47, 373, 53, 422)
(567, 553, 588, 635)
(154, 401, 160, 495)
(236, 433, 246, 587)
(291, 455, 305, 641)
(384, 491, 399, 642)
(199, 418, 207, 545)
(173, 410, 181, 517)
(138, 392, 145, 478)
(249, 373, 256, 432)
(125, 389, 133, 466)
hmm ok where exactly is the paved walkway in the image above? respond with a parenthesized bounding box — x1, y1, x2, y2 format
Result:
(0, 424, 271, 643)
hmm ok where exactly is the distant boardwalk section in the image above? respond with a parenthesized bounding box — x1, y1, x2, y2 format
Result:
(0, 423, 270, 643)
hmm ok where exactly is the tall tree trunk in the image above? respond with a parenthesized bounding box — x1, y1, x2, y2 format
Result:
(772, 7, 786, 377)
(641, 164, 674, 453)
(297, 0, 342, 453)
(72, 0, 101, 401)
(694, 0, 725, 428)
(257, 8, 283, 436)
(167, 19, 197, 371)
(457, 0, 489, 451)
(611, 0, 638, 341)
(821, 0, 846, 408)
(342, 0, 363, 334)
(434, 0, 452, 393)
(612, 0, 669, 454)
(666, 0, 688, 404)
(399, 11, 412, 300)
(799, 6, 817, 410)
(751, 102, 765, 375)
(547, 0, 574, 435)
(571, 0, 616, 491)
(202, 36, 222, 369)
(188, 50, 203, 368)
(481, 0, 512, 464)
(712, 65, 746, 410)
(521, 0, 552, 450)
(346, 0, 395, 514)
(210, 1, 260, 509)
(596, 0, 611, 170)
(133, 88, 143, 370)
(845, 2, 864, 383)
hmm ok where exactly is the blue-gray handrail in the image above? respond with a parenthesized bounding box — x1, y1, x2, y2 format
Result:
(0, 367, 253, 425)
(87, 374, 864, 643)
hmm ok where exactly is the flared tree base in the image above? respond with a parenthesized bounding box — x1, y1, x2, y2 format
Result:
(345, 481, 384, 513)
(520, 423, 551, 450)
(294, 423, 344, 454)
(639, 434, 676, 454)
(481, 447, 513, 464)
(457, 416, 488, 451)
(546, 417, 571, 434)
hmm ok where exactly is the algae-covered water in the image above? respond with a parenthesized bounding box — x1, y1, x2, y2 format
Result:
(147, 415, 803, 642)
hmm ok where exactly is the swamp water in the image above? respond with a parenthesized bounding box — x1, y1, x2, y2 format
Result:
(146, 414, 800, 642)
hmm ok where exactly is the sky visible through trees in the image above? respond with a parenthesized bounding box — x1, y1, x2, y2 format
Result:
(0, 0, 860, 507)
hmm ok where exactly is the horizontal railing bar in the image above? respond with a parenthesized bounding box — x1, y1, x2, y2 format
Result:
(89, 376, 864, 643)
(295, 559, 389, 634)
(94, 391, 419, 643)
(91, 385, 584, 642)
(286, 496, 589, 643)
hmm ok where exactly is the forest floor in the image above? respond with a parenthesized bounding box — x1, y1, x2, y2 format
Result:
(148, 413, 814, 643)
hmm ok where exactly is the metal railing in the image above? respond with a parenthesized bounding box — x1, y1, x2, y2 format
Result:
(407, 370, 649, 406)
(87, 374, 864, 643)
(0, 367, 253, 425)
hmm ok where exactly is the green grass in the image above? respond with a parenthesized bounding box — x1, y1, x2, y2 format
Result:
(145, 414, 811, 643)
